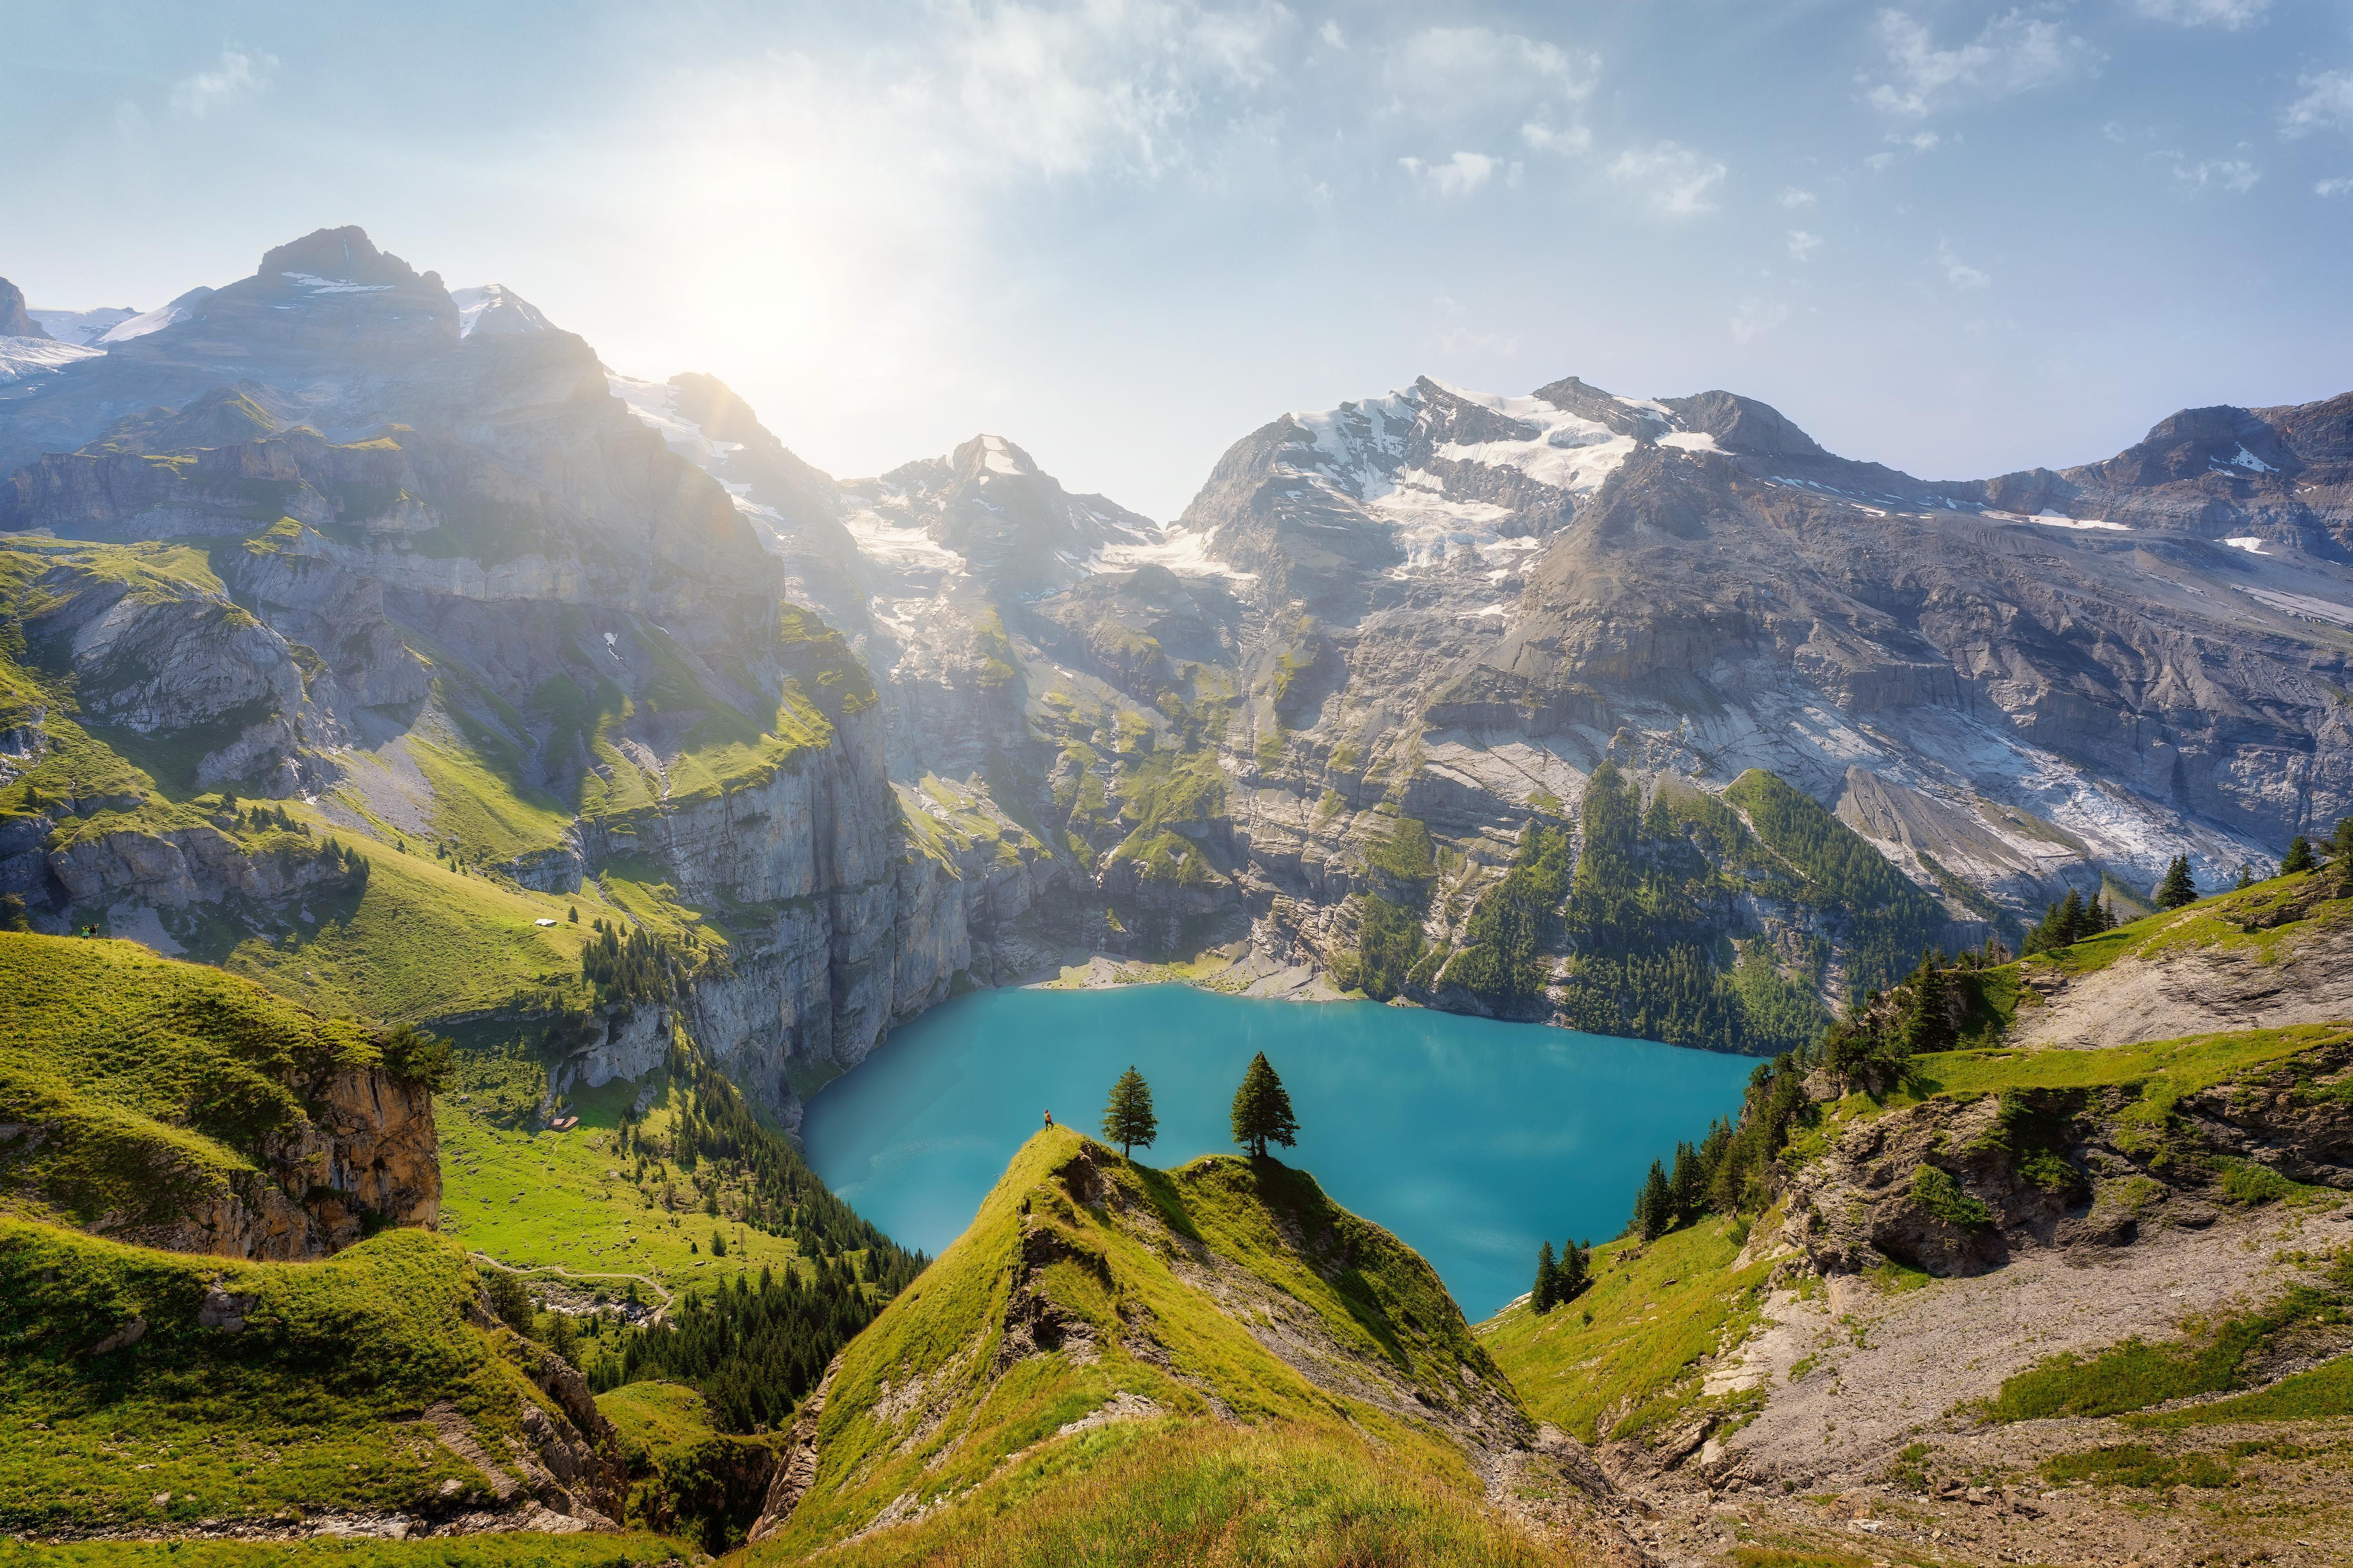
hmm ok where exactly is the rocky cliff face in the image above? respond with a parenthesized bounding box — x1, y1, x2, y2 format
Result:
(118, 1063, 444, 1261)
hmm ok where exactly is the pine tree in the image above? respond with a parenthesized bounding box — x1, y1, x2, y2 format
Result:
(2155, 855, 2197, 911)
(1532, 1241, 1559, 1313)
(1636, 1160, 1672, 1241)
(1667, 1141, 1701, 1223)
(1101, 1065, 1159, 1158)
(2281, 836, 2316, 875)
(2056, 888, 2086, 946)
(2331, 817, 2353, 866)
(1230, 1052, 1299, 1159)
(1902, 960, 1954, 1056)
(1557, 1238, 1587, 1301)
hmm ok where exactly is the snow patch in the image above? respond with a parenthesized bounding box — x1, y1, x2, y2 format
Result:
(280, 271, 393, 294)
(99, 292, 207, 343)
(1985, 509, 2130, 533)
(1423, 380, 1638, 495)
(979, 435, 1022, 476)
(1096, 523, 1258, 583)
(453, 284, 555, 338)
(2229, 444, 2275, 474)
(0, 335, 103, 385)
(2222, 537, 2269, 556)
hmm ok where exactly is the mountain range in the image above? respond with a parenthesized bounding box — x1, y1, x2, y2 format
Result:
(3, 224, 2350, 1117)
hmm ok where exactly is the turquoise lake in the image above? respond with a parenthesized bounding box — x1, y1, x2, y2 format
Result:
(800, 986, 1754, 1319)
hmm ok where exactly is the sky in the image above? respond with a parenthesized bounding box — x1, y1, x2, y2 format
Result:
(7, 1, 2352, 519)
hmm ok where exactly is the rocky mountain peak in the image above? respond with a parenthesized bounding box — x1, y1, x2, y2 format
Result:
(0, 277, 52, 339)
(451, 284, 556, 338)
(1529, 375, 1671, 438)
(1659, 389, 1828, 461)
(952, 432, 1042, 482)
(256, 225, 429, 289)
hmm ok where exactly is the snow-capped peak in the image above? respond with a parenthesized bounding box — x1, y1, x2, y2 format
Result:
(453, 284, 557, 338)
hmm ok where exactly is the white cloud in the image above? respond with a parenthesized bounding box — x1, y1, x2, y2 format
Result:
(1938, 239, 1991, 290)
(2284, 71, 2353, 138)
(1778, 186, 1817, 209)
(1520, 120, 1593, 156)
(1731, 298, 1790, 345)
(1865, 151, 1897, 171)
(2315, 176, 2352, 197)
(1385, 26, 1601, 119)
(2171, 157, 2261, 193)
(1608, 141, 1727, 217)
(169, 48, 279, 118)
(2126, 0, 2269, 28)
(941, 1, 1292, 180)
(1865, 9, 2099, 117)
(1400, 150, 1506, 197)
(1787, 230, 1824, 261)
(1320, 18, 1344, 49)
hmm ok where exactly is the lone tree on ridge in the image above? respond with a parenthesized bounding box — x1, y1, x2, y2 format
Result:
(1230, 1051, 1299, 1159)
(1101, 1065, 1159, 1158)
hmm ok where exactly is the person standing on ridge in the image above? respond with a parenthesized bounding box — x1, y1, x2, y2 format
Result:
(1043, 1109, 1054, 1129)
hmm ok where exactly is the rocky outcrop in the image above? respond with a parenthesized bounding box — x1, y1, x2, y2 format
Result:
(0, 277, 50, 339)
(1778, 1034, 2353, 1284)
(92, 1063, 443, 1261)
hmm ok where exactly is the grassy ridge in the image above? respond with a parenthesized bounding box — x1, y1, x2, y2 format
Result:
(804, 1419, 1562, 1568)
(0, 1221, 549, 1532)
(756, 1128, 1539, 1563)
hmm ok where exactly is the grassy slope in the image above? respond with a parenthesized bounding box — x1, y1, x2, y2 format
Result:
(753, 1128, 1558, 1567)
(436, 1061, 806, 1298)
(0, 933, 381, 1231)
(206, 835, 598, 1024)
(0, 1221, 559, 1532)
(1477, 1215, 1775, 1445)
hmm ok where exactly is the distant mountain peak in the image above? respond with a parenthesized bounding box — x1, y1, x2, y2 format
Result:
(956, 433, 1041, 480)
(451, 284, 556, 338)
(256, 226, 437, 292)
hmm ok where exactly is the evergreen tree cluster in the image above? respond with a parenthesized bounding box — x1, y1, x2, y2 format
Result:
(1719, 770, 1948, 1006)
(586, 1258, 877, 1433)
(1353, 892, 1427, 1002)
(2155, 855, 2198, 911)
(1443, 820, 1575, 1013)
(581, 920, 690, 1005)
(1529, 1236, 1592, 1314)
(1627, 1117, 1738, 1241)
(2020, 887, 2118, 954)
(630, 1041, 927, 1282)
(1555, 763, 1751, 1050)
(2279, 817, 2353, 887)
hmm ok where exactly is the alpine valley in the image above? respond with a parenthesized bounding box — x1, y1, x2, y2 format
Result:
(5, 229, 2353, 1566)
